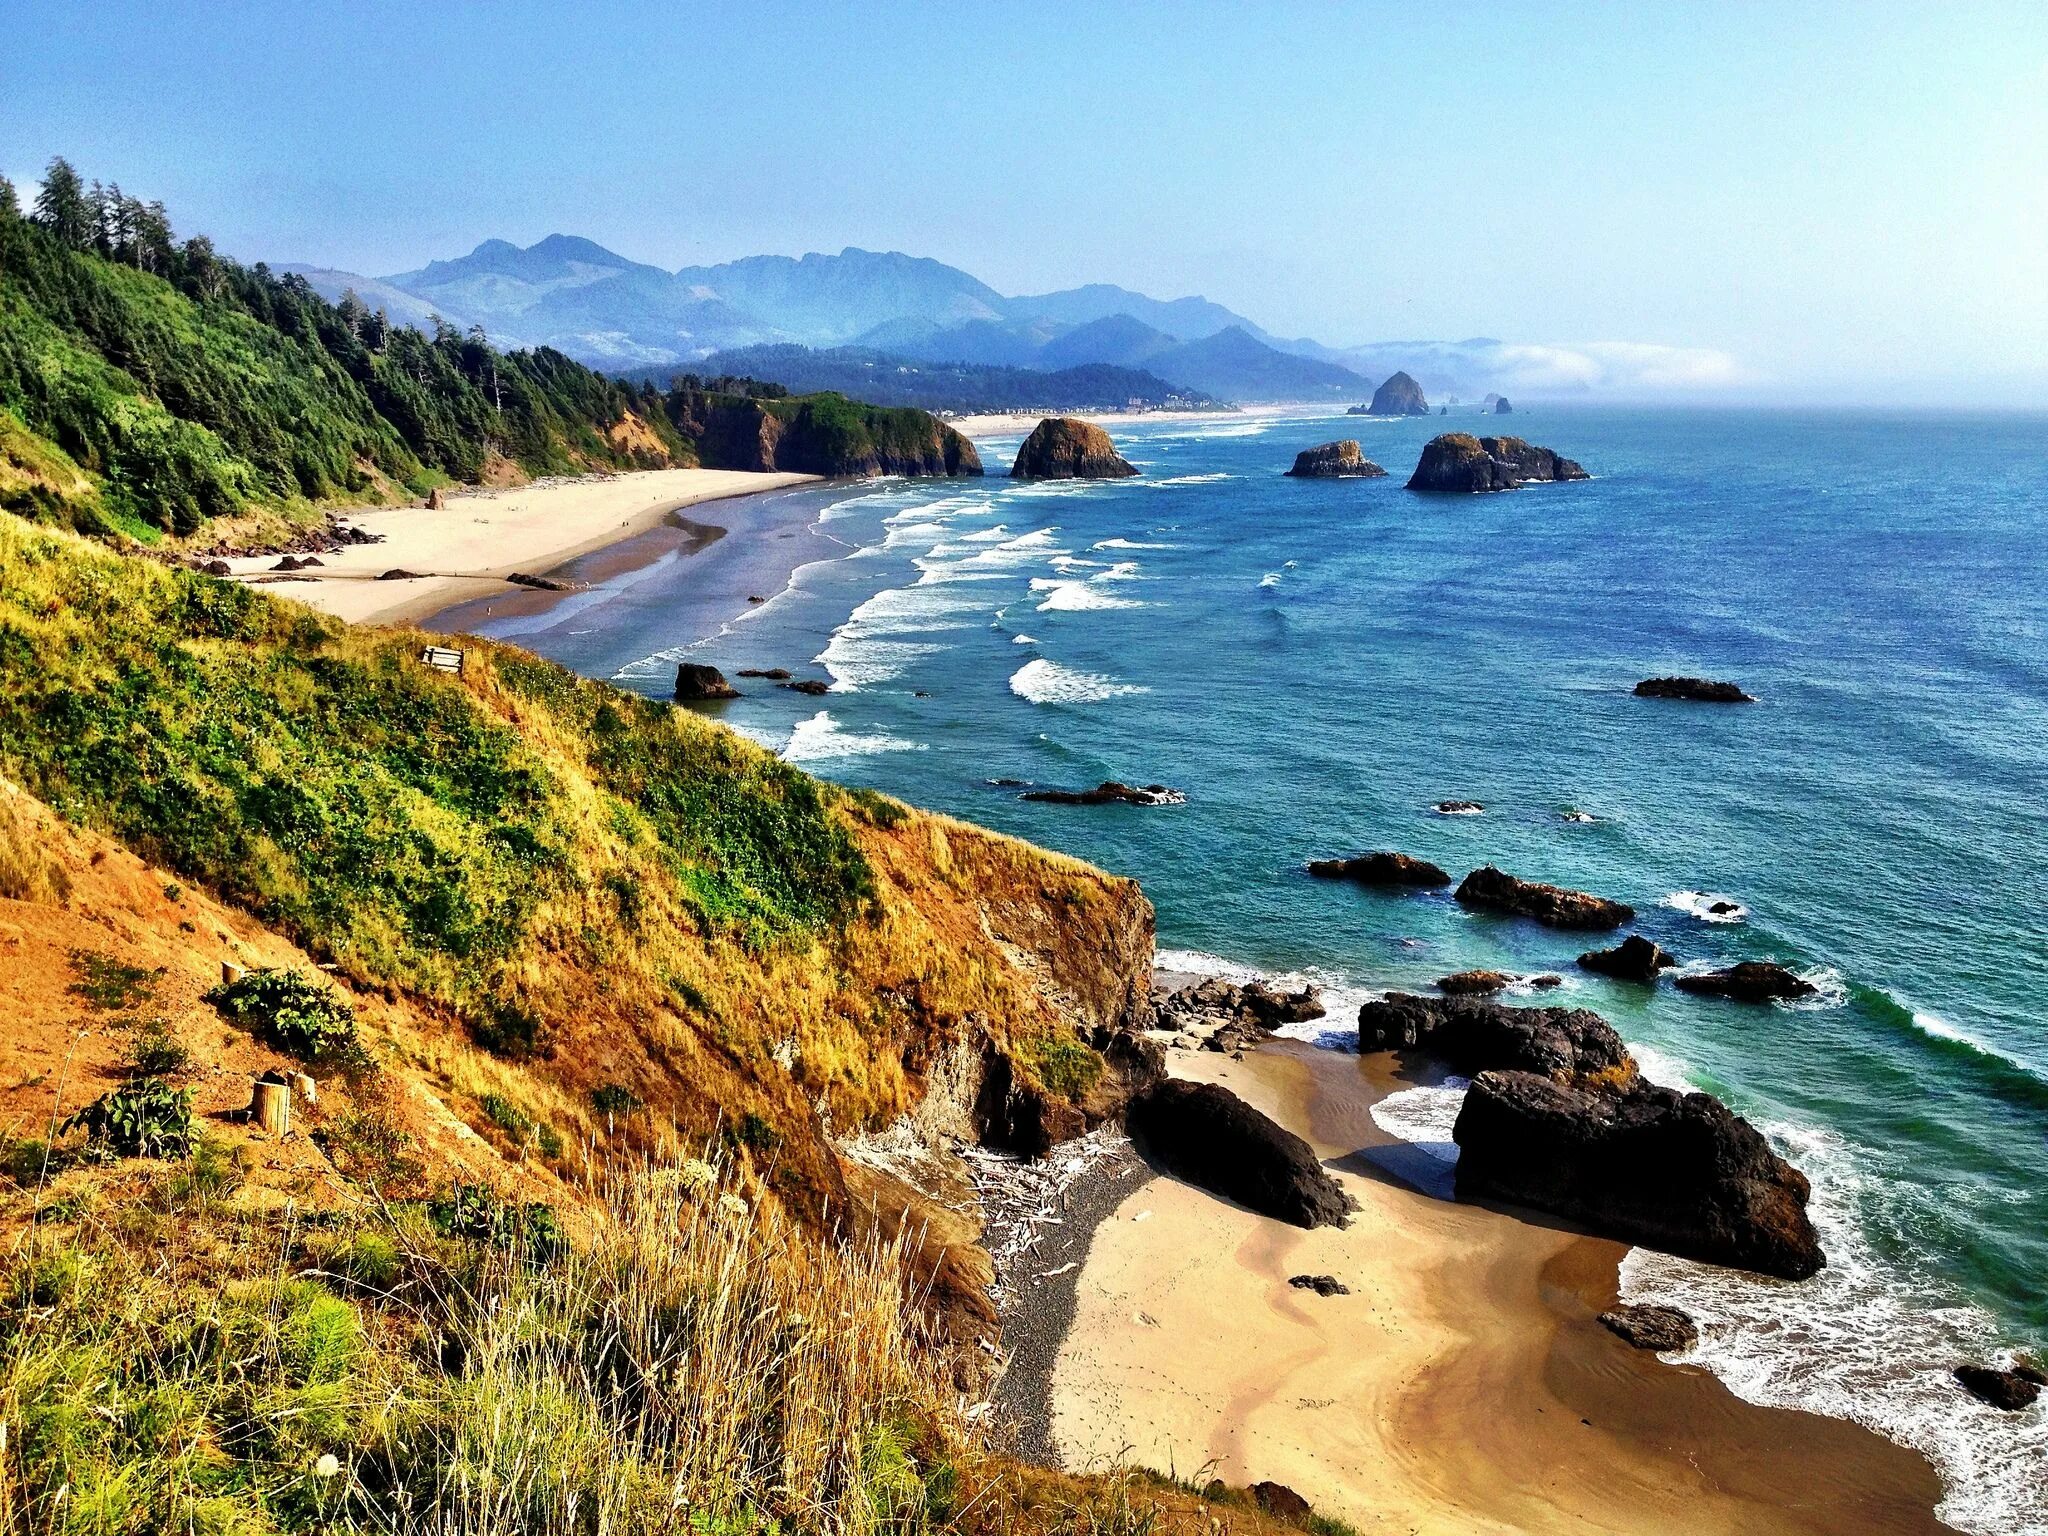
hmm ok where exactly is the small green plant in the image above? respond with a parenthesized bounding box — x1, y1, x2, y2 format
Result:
(67, 950, 160, 1012)
(479, 1092, 535, 1141)
(121, 1016, 190, 1077)
(165, 1133, 240, 1205)
(205, 968, 359, 1064)
(61, 1076, 193, 1159)
(423, 1183, 564, 1261)
(726, 1111, 782, 1156)
(316, 1105, 425, 1192)
(590, 1083, 643, 1126)
(2, 1136, 58, 1185)
(1026, 1030, 1105, 1099)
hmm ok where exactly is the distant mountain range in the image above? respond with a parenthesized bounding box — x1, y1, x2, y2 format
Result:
(281, 234, 1731, 405)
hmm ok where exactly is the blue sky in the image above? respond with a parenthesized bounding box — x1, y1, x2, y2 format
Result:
(5, 1, 2045, 400)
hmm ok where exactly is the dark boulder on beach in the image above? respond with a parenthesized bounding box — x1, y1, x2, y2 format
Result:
(1021, 781, 1183, 806)
(1009, 417, 1139, 480)
(1635, 676, 1756, 703)
(1456, 865, 1633, 930)
(1288, 1274, 1350, 1297)
(1675, 962, 1817, 1004)
(1159, 977, 1325, 1036)
(1406, 433, 1589, 493)
(1453, 1070, 1825, 1279)
(1351, 370, 1430, 417)
(673, 662, 740, 701)
(376, 568, 423, 581)
(1578, 935, 1677, 983)
(1307, 851, 1452, 888)
(1356, 993, 1634, 1083)
(1437, 969, 1514, 996)
(1599, 1303, 1698, 1352)
(506, 571, 570, 591)
(1126, 1079, 1356, 1229)
(201, 559, 233, 577)
(1286, 440, 1387, 478)
(1955, 1362, 2045, 1411)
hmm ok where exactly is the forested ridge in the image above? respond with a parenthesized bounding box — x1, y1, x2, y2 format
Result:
(0, 159, 975, 545)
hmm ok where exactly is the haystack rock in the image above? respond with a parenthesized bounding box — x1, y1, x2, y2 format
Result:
(1009, 418, 1138, 480)
(1306, 851, 1452, 888)
(1455, 865, 1633, 930)
(1352, 371, 1430, 417)
(1406, 434, 1589, 493)
(1286, 440, 1387, 478)
(673, 662, 740, 701)
(1493, 397, 1514, 415)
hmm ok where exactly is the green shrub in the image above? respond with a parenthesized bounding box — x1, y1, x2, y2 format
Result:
(423, 1184, 564, 1262)
(61, 1076, 193, 1159)
(121, 1016, 190, 1077)
(478, 1093, 534, 1141)
(66, 950, 159, 1011)
(1026, 1031, 1105, 1099)
(205, 968, 359, 1064)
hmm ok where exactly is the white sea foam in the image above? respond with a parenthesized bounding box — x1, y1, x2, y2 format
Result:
(1093, 537, 1178, 550)
(1148, 472, 1238, 486)
(1030, 579, 1142, 612)
(1008, 657, 1147, 705)
(1012, 633, 1039, 645)
(1259, 572, 1283, 589)
(1908, 1011, 2045, 1076)
(1619, 1121, 2047, 1536)
(780, 710, 926, 763)
(1369, 1078, 1470, 1163)
(1665, 889, 1749, 923)
(957, 523, 1012, 543)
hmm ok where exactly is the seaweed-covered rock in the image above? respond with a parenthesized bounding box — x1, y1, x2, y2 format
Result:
(1436, 970, 1514, 996)
(1307, 851, 1452, 887)
(1126, 1079, 1356, 1229)
(1020, 781, 1182, 806)
(1009, 418, 1138, 480)
(1456, 865, 1633, 930)
(1453, 1070, 1824, 1279)
(1286, 440, 1387, 478)
(1406, 434, 1588, 493)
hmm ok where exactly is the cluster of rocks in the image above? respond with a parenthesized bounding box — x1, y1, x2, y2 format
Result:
(186, 514, 382, 568)
(506, 571, 572, 592)
(1406, 433, 1589, 493)
(1354, 991, 1824, 1279)
(1155, 976, 1324, 1055)
(1285, 440, 1386, 478)
(1435, 969, 1562, 995)
(1009, 418, 1138, 480)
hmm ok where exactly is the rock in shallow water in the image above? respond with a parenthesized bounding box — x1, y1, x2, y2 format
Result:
(1020, 781, 1184, 806)
(1307, 850, 1452, 887)
(1674, 961, 1817, 1004)
(1456, 865, 1634, 930)
(1126, 1079, 1356, 1229)
(673, 662, 739, 701)
(1599, 1303, 1699, 1352)
(1578, 934, 1677, 983)
(1635, 675, 1755, 703)
(1357, 993, 1634, 1082)
(1009, 417, 1138, 480)
(1954, 1363, 2043, 1411)
(1406, 433, 1588, 493)
(1453, 1069, 1825, 1280)
(1285, 439, 1387, 478)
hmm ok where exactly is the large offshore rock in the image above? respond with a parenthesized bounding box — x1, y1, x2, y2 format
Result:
(1406, 433, 1588, 492)
(1009, 417, 1138, 479)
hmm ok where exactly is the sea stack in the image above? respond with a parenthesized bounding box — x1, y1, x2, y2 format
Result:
(1406, 434, 1589, 493)
(674, 662, 740, 701)
(1009, 417, 1138, 480)
(1285, 440, 1387, 478)
(1494, 397, 1514, 415)
(1352, 370, 1430, 417)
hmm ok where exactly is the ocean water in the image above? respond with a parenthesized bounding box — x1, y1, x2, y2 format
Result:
(474, 404, 2048, 1529)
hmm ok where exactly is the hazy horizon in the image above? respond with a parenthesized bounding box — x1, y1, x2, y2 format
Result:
(7, 0, 2045, 405)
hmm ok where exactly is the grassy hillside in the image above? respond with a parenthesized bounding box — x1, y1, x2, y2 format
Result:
(0, 163, 978, 547)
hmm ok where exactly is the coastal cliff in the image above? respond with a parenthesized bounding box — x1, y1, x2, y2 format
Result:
(666, 386, 982, 478)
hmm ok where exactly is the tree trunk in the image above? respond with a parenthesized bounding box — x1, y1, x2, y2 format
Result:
(249, 1076, 291, 1137)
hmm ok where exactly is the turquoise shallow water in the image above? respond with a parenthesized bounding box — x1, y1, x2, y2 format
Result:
(476, 405, 2048, 1527)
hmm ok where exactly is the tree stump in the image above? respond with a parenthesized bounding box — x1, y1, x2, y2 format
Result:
(221, 961, 246, 987)
(249, 1074, 291, 1137)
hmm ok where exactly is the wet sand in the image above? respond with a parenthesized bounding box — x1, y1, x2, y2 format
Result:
(221, 468, 818, 627)
(1047, 1041, 1948, 1534)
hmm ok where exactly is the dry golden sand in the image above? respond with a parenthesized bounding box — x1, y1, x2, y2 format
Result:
(222, 468, 817, 627)
(1050, 1043, 1946, 1535)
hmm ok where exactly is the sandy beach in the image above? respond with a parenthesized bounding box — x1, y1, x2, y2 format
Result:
(1044, 1040, 1948, 1535)
(221, 468, 819, 627)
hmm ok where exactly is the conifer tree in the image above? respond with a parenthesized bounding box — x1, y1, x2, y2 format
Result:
(33, 156, 91, 247)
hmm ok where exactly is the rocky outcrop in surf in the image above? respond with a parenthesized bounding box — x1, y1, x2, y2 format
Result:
(1436, 969, 1514, 996)
(1635, 676, 1755, 703)
(1285, 440, 1387, 478)
(1456, 865, 1633, 930)
(1453, 1069, 1826, 1280)
(1578, 935, 1676, 983)
(1019, 781, 1183, 806)
(1306, 851, 1452, 888)
(1009, 418, 1138, 480)
(1406, 433, 1588, 493)
(1954, 1362, 2044, 1412)
(1356, 994, 1634, 1083)
(1493, 397, 1514, 415)
(1127, 1078, 1356, 1229)
(673, 662, 739, 701)
(1350, 371, 1430, 416)
(1675, 962, 1818, 1004)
